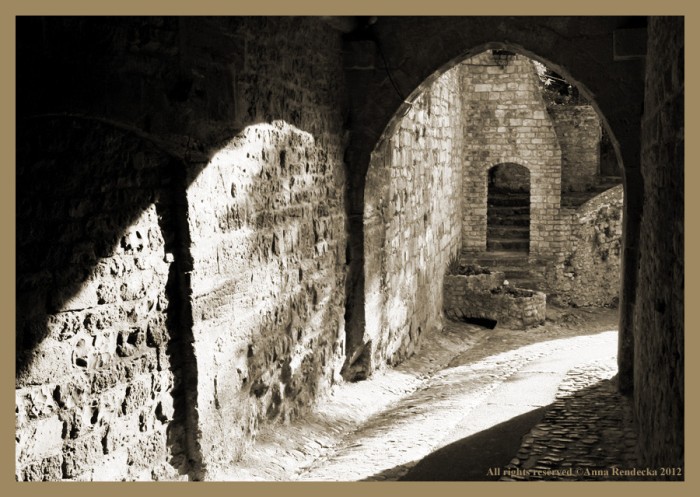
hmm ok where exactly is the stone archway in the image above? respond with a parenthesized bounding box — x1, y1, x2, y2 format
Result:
(342, 19, 642, 391)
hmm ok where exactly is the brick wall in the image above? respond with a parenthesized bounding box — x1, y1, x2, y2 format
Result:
(362, 67, 464, 375)
(461, 51, 563, 256)
(549, 105, 602, 192)
(633, 16, 684, 469)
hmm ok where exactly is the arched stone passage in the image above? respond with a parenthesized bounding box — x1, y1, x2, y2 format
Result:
(487, 163, 531, 253)
(14, 15, 682, 480)
(350, 45, 622, 379)
(342, 19, 641, 394)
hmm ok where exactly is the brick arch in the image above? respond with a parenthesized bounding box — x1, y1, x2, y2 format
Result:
(344, 18, 644, 388)
(466, 158, 538, 254)
(466, 151, 559, 258)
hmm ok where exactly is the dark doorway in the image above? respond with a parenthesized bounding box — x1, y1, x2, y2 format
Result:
(487, 163, 531, 253)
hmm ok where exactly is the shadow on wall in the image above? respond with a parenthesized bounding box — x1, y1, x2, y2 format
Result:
(15, 117, 204, 378)
(185, 122, 347, 466)
(15, 117, 210, 478)
(16, 15, 349, 480)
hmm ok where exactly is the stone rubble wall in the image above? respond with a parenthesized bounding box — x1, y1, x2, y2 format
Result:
(443, 275, 546, 329)
(182, 19, 348, 473)
(16, 122, 185, 482)
(544, 185, 624, 307)
(634, 16, 684, 469)
(16, 17, 348, 481)
(364, 67, 464, 372)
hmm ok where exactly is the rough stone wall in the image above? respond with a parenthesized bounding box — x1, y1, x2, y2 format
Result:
(363, 68, 463, 374)
(184, 18, 348, 473)
(443, 277, 546, 330)
(633, 16, 684, 469)
(544, 186, 624, 307)
(549, 105, 602, 192)
(16, 122, 184, 481)
(461, 51, 563, 256)
(16, 16, 348, 481)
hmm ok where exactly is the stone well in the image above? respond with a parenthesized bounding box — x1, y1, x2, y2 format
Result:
(444, 265, 546, 329)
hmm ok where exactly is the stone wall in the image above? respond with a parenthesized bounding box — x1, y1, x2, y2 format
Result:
(16, 15, 683, 481)
(461, 51, 563, 256)
(362, 67, 464, 377)
(172, 18, 349, 476)
(544, 186, 624, 307)
(16, 121, 185, 481)
(444, 277, 546, 329)
(633, 16, 684, 469)
(549, 105, 602, 192)
(16, 16, 349, 481)
(188, 122, 347, 472)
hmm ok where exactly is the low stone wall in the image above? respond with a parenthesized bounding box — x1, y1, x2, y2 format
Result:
(444, 274, 546, 329)
(544, 185, 623, 307)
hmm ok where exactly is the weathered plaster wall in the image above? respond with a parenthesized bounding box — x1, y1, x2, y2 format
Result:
(461, 51, 563, 256)
(633, 16, 684, 469)
(361, 68, 464, 378)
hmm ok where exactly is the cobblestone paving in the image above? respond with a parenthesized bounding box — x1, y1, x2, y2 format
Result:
(212, 319, 490, 480)
(215, 307, 639, 482)
(297, 330, 620, 481)
(499, 360, 641, 481)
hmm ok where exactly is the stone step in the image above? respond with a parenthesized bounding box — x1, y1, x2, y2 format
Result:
(486, 239, 529, 251)
(599, 175, 622, 184)
(464, 250, 528, 262)
(487, 205, 530, 216)
(561, 180, 623, 208)
(487, 215, 530, 227)
(501, 269, 538, 279)
(487, 195, 530, 207)
(487, 226, 529, 239)
(506, 278, 542, 291)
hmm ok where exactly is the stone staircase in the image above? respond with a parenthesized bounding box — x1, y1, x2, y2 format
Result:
(486, 191, 530, 251)
(474, 176, 622, 293)
(462, 251, 547, 292)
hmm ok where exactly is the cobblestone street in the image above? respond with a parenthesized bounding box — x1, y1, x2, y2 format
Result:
(213, 306, 655, 482)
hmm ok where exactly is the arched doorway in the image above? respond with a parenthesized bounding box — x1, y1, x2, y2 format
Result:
(487, 163, 531, 253)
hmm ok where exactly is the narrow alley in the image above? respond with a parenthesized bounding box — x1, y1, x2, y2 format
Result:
(15, 16, 683, 484)
(215, 306, 644, 482)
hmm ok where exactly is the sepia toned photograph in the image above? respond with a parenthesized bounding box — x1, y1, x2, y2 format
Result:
(14, 14, 683, 483)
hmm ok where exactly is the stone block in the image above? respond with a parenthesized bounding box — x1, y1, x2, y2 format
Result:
(62, 431, 105, 478)
(19, 454, 63, 481)
(16, 415, 65, 466)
